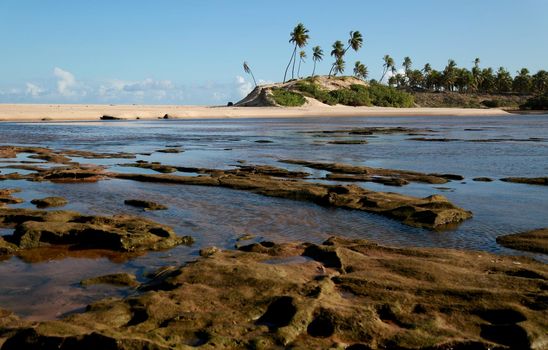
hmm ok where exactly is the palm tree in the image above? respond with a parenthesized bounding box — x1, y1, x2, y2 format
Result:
(495, 66, 512, 93)
(513, 68, 532, 95)
(297, 51, 307, 78)
(243, 61, 257, 87)
(380, 54, 395, 83)
(353, 61, 368, 80)
(471, 58, 482, 92)
(283, 23, 310, 83)
(344, 31, 363, 54)
(311, 46, 323, 76)
(328, 41, 345, 77)
(401, 57, 412, 87)
(532, 70, 548, 94)
(403, 57, 412, 74)
(443, 59, 458, 91)
(333, 58, 345, 76)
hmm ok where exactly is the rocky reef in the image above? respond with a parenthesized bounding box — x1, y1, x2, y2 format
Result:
(0, 145, 473, 230)
(500, 177, 548, 186)
(0, 208, 193, 257)
(111, 169, 472, 230)
(496, 228, 548, 254)
(1, 236, 546, 349)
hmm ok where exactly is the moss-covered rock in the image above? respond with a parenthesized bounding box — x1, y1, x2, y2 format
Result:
(496, 228, 548, 254)
(0, 208, 193, 256)
(2, 237, 546, 349)
(30, 197, 68, 208)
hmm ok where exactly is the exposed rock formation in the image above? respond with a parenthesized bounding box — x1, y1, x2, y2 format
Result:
(110, 171, 472, 230)
(1, 237, 546, 349)
(497, 228, 548, 254)
(0, 208, 193, 257)
(30, 197, 68, 208)
(124, 199, 168, 211)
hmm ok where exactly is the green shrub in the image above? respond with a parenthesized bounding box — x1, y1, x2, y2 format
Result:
(294, 81, 338, 105)
(519, 93, 548, 110)
(368, 82, 415, 107)
(481, 99, 502, 108)
(270, 88, 306, 106)
(329, 85, 371, 106)
(292, 80, 413, 108)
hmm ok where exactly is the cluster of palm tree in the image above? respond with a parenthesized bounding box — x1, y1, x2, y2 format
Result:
(281, 23, 367, 82)
(379, 55, 548, 95)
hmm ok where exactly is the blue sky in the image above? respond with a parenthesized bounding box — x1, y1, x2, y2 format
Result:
(1, 0, 547, 105)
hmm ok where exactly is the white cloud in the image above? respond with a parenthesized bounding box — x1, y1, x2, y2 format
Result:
(384, 68, 406, 83)
(25, 83, 44, 97)
(98, 78, 177, 101)
(1, 69, 266, 105)
(53, 67, 77, 96)
(236, 75, 253, 97)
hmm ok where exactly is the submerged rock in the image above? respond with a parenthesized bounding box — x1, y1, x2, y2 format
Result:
(500, 177, 548, 186)
(111, 170, 472, 230)
(496, 228, 548, 254)
(0, 189, 23, 207)
(0, 208, 193, 256)
(474, 177, 494, 182)
(81, 273, 139, 287)
(327, 140, 368, 145)
(31, 196, 68, 208)
(124, 199, 168, 211)
(2, 236, 546, 349)
(280, 159, 459, 185)
(156, 148, 183, 153)
(120, 162, 177, 174)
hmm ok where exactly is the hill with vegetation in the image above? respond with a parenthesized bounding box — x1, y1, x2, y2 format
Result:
(239, 22, 548, 110)
(236, 76, 414, 108)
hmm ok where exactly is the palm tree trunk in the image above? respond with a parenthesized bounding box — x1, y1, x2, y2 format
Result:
(380, 68, 387, 83)
(328, 63, 335, 77)
(250, 71, 257, 87)
(297, 59, 302, 79)
(291, 51, 297, 80)
(283, 45, 297, 83)
(312, 61, 316, 77)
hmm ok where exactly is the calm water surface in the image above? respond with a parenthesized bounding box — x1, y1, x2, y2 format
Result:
(0, 115, 547, 319)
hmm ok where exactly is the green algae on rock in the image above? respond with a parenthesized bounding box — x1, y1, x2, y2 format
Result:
(124, 199, 168, 211)
(81, 273, 139, 287)
(1, 236, 546, 349)
(0, 208, 193, 256)
(111, 171, 472, 230)
(0, 189, 23, 207)
(30, 197, 68, 208)
(496, 228, 548, 254)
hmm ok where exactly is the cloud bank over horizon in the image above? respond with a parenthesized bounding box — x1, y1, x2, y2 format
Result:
(0, 67, 255, 105)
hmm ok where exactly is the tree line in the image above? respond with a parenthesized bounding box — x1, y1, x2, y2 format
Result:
(243, 23, 547, 97)
(381, 55, 547, 95)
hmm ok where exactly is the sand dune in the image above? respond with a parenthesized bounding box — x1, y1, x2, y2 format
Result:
(0, 103, 509, 122)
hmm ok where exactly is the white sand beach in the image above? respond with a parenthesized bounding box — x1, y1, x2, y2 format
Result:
(0, 104, 510, 122)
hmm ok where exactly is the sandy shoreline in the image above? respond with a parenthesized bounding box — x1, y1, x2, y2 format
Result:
(0, 103, 511, 122)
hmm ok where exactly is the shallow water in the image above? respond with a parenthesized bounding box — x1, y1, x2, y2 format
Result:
(0, 114, 547, 319)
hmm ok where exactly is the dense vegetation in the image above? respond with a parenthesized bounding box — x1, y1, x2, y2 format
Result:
(380, 56, 548, 97)
(520, 93, 548, 110)
(270, 88, 306, 106)
(292, 80, 413, 107)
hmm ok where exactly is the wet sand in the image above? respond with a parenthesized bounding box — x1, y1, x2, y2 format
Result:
(0, 103, 509, 122)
